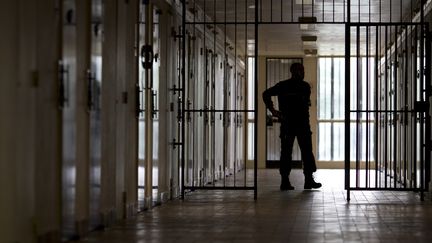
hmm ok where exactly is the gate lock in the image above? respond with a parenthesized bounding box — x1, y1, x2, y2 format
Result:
(140, 44, 153, 69)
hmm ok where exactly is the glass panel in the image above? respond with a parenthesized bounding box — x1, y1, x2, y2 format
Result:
(318, 57, 376, 162)
(333, 58, 345, 120)
(248, 123, 254, 160)
(333, 122, 345, 161)
(318, 122, 331, 161)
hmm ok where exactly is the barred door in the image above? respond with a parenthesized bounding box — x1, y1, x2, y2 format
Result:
(345, 22, 431, 200)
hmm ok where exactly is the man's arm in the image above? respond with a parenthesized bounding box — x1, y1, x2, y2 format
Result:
(262, 84, 282, 118)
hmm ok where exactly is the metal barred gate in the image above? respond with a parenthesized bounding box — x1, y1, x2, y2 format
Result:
(345, 21, 431, 200)
(177, 0, 432, 201)
(180, 0, 258, 199)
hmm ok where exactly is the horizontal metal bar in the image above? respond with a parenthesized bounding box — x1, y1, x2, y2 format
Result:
(184, 21, 347, 25)
(185, 109, 255, 113)
(185, 22, 425, 26)
(347, 188, 425, 192)
(184, 186, 255, 190)
(348, 22, 425, 26)
(350, 110, 417, 113)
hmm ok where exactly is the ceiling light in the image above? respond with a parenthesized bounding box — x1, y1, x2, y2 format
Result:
(298, 17, 317, 30)
(296, 0, 314, 4)
(299, 24, 309, 30)
(248, 5, 255, 9)
(301, 36, 317, 46)
(298, 16, 317, 23)
(304, 49, 318, 56)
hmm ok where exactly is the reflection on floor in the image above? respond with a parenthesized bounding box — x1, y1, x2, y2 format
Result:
(78, 169, 432, 242)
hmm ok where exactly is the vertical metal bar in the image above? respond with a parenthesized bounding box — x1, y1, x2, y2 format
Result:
(244, 0, 246, 186)
(390, 0, 392, 22)
(358, 0, 360, 22)
(400, 0, 403, 22)
(181, 0, 186, 200)
(203, 0, 207, 188)
(410, 0, 413, 22)
(254, 0, 258, 200)
(291, 0, 294, 23)
(223, 0, 227, 187)
(235, 0, 238, 188)
(394, 25, 398, 189)
(413, 25, 418, 189)
(260, 0, 262, 22)
(356, 25, 360, 188)
(375, 25, 379, 188)
(271, 0, 273, 22)
(379, 0, 382, 23)
(404, 24, 408, 188)
(322, 0, 325, 22)
(420, 2, 425, 200)
(281, 0, 283, 22)
(384, 25, 388, 188)
(345, 0, 351, 201)
(333, 0, 335, 23)
(331, 58, 334, 160)
(366, 26, 370, 188)
(369, 0, 371, 23)
(424, 25, 431, 192)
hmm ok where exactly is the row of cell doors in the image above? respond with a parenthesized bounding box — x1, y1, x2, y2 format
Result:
(60, 0, 104, 239)
(59, 0, 249, 239)
(59, 0, 164, 240)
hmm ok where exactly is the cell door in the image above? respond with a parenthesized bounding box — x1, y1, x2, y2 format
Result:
(137, 1, 160, 210)
(345, 22, 431, 200)
(60, 0, 77, 239)
(88, 0, 103, 229)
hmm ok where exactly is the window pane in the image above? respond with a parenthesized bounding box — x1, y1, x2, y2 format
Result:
(333, 122, 345, 161)
(333, 58, 345, 120)
(248, 57, 255, 120)
(318, 122, 331, 161)
(248, 123, 255, 160)
(318, 57, 375, 162)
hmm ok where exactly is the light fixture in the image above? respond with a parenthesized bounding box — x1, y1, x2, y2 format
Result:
(298, 17, 317, 31)
(304, 49, 318, 56)
(248, 4, 255, 9)
(301, 35, 317, 46)
(296, 0, 314, 4)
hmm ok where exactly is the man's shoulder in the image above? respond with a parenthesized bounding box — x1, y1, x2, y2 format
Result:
(281, 79, 311, 87)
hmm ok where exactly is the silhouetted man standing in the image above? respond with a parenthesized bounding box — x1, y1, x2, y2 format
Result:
(263, 63, 321, 191)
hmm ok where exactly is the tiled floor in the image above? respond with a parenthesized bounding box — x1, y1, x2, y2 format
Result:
(79, 169, 432, 243)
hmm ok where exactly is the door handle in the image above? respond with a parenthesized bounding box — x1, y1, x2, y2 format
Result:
(58, 60, 69, 109)
(151, 90, 158, 118)
(141, 44, 153, 69)
(87, 69, 95, 111)
(135, 84, 143, 117)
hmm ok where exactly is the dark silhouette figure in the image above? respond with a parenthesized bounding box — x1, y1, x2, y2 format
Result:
(263, 63, 322, 191)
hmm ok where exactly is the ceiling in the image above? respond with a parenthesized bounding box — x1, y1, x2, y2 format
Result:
(189, 0, 421, 56)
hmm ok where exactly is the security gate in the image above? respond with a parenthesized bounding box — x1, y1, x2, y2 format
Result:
(180, 0, 258, 199)
(345, 22, 431, 200)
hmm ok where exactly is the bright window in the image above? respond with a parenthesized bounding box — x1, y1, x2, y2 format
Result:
(318, 57, 375, 162)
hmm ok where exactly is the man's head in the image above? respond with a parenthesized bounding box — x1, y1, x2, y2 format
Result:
(290, 63, 305, 80)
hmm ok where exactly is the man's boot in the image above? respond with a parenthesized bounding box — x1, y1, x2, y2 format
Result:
(280, 175, 295, 191)
(304, 173, 322, 189)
